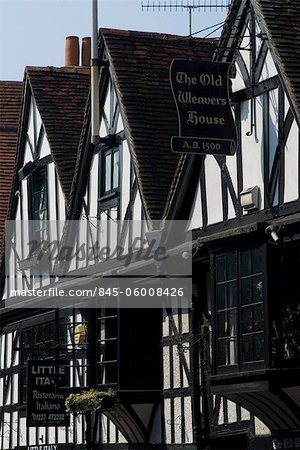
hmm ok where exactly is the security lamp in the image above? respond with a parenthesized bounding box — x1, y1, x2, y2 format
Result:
(240, 186, 259, 212)
(265, 225, 280, 243)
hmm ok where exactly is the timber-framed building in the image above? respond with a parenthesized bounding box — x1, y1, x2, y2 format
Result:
(1, 1, 300, 449)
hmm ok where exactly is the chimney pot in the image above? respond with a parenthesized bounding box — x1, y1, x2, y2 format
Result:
(65, 36, 79, 66)
(82, 37, 91, 67)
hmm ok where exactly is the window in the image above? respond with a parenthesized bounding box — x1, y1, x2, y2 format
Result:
(28, 165, 48, 242)
(120, 309, 161, 390)
(19, 311, 88, 404)
(97, 308, 118, 386)
(240, 247, 264, 365)
(214, 246, 265, 373)
(280, 245, 300, 363)
(20, 318, 56, 404)
(216, 252, 238, 368)
(102, 147, 120, 196)
(97, 308, 162, 390)
(97, 147, 121, 248)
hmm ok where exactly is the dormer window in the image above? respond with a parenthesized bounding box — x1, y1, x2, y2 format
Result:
(103, 147, 120, 195)
(17, 160, 52, 276)
(97, 146, 121, 225)
(29, 165, 48, 231)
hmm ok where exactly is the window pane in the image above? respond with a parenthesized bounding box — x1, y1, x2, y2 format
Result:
(32, 167, 48, 224)
(242, 333, 264, 363)
(242, 306, 253, 333)
(252, 247, 262, 273)
(253, 333, 264, 361)
(33, 192, 46, 214)
(217, 312, 227, 337)
(217, 285, 226, 310)
(242, 335, 253, 362)
(228, 338, 237, 365)
(253, 304, 264, 331)
(241, 278, 252, 305)
(105, 152, 112, 192)
(253, 277, 263, 303)
(218, 338, 237, 366)
(241, 249, 251, 276)
(113, 150, 119, 189)
(228, 282, 237, 308)
(32, 167, 46, 193)
(227, 252, 237, 279)
(217, 255, 226, 282)
(242, 304, 263, 334)
(228, 310, 237, 336)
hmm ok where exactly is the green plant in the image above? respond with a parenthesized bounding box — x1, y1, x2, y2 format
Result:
(65, 388, 116, 415)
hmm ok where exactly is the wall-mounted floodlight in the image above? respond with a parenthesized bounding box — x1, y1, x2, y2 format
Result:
(240, 186, 260, 212)
(265, 225, 280, 243)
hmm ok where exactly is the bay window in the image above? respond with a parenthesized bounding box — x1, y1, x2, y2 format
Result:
(213, 245, 266, 374)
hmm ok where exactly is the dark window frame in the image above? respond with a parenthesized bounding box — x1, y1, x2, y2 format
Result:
(97, 145, 121, 227)
(27, 163, 49, 244)
(99, 145, 121, 199)
(96, 308, 162, 391)
(212, 243, 268, 375)
(17, 310, 89, 405)
(19, 311, 56, 405)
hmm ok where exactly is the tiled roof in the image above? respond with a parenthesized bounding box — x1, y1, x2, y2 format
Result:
(255, 0, 300, 122)
(0, 81, 23, 257)
(101, 29, 216, 222)
(26, 66, 90, 199)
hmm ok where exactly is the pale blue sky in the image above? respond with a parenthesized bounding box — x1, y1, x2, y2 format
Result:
(0, 0, 227, 81)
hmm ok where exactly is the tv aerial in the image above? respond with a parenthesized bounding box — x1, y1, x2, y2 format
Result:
(142, 0, 231, 36)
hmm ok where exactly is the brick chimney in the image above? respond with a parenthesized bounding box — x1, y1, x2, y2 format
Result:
(81, 37, 91, 67)
(65, 36, 79, 66)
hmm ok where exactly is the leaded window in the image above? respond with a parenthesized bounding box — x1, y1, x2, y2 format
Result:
(214, 245, 265, 373)
(29, 165, 48, 241)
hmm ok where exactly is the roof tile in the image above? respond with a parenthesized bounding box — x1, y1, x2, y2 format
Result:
(0, 81, 23, 257)
(101, 29, 216, 222)
(255, 0, 300, 121)
(26, 66, 90, 199)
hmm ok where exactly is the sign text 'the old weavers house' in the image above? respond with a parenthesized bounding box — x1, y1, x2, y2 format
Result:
(170, 59, 237, 155)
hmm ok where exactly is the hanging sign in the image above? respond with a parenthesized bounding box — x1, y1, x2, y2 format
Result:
(27, 360, 69, 427)
(170, 58, 237, 155)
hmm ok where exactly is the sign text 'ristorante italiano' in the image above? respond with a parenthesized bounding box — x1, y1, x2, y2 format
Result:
(170, 59, 237, 155)
(27, 360, 69, 427)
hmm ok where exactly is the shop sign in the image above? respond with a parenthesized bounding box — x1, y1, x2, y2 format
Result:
(27, 360, 69, 427)
(170, 58, 237, 155)
(17, 446, 73, 450)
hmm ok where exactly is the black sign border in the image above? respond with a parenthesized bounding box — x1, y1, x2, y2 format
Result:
(169, 58, 238, 156)
(27, 360, 70, 427)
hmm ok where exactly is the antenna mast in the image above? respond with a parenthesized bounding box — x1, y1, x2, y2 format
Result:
(142, 0, 230, 36)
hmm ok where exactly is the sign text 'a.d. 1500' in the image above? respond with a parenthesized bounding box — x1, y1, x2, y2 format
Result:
(170, 59, 237, 155)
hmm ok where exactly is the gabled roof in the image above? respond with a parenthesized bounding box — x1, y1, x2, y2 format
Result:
(0, 81, 23, 257)
(26, 66, 90, 198)
(218, 0, 300, 122)
(254, 0, 300, 122)
(100, 29, 216, 222)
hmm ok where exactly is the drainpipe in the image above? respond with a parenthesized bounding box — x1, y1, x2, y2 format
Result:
(91, 0, 100, 144)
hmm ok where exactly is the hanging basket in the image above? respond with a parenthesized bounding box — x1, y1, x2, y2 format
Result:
(65, 388, 117, 415)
